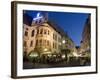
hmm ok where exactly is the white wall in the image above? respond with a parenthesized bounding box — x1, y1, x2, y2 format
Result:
(0, 0, 100, 80)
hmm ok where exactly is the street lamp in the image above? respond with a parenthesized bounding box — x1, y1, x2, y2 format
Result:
(62, 40, 65, 44)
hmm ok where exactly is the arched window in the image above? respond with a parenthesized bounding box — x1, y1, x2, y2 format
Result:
(31, 30, 35, 37)
(40, 28, 43, 34)
(25, 31, 28, 36)
(30, 41, 33, 47)
(37, 29, 39, 34)
(47, 40, 49, 46)
(44, 29, 47, 34)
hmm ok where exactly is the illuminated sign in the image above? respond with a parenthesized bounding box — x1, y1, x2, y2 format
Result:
(33, 12, 43, 21)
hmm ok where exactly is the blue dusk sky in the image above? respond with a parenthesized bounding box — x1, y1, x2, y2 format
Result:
(24, 10, 89, 46)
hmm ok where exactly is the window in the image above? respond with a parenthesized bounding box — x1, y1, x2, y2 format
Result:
(31, 30, 35, 37)
(38, 19, 42, 24)
(44, 29, 47, 34)
(47, 40, 49, 46)
(55, 35, 57, 40)
(55, 43, 57, 49)
(25, 31, 28, 36)
(53, 34, 57, 40)
(35, 20, 38, 24)
(30, 41, 33, 47)
(58, 45, 61, 49)
(58, 37, 61, 42)
(24, 41, 27, 47)
(53, 42, 55, 48)
(44, 40, 46, 46)
(36, 40, 38, 46)
(26, 28, 28, 30)
(40, 39, 42, 46)
(40, 28, 43, 34)
(48, 30, 49, 35)
(53, 34, 55, 39)
(37, 29, 39, 34)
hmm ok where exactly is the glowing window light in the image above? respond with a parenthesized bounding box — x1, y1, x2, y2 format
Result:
(29, 53, 38, 57)
(72, 52, 80, 57)
(44, 48, 47, 51)
(62, 54, 66, 59)
(47, 54, 52, 57)
(53, 55, 56, 57)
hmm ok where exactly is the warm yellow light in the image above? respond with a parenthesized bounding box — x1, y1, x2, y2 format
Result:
(62, 40, 65, 44)
(48, 54, 52, 57)
(62, 54, 66, 59)
(44, 48, 47, 51)
(30, 54, 38, 57)
(73, 52, 80, 57)
(53, 55, 56, 57)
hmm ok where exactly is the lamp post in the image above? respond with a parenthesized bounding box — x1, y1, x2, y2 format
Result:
(62, 40, 65, 44)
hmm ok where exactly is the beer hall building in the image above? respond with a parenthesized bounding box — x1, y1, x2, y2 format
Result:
(23, 12, 76, 58)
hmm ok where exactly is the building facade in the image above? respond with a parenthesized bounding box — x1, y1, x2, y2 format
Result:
(23, 12, 75, 56)
(80, 15, 91, 56)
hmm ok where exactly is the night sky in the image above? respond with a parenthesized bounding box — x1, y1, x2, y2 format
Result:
(24, 10, 89, 46)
